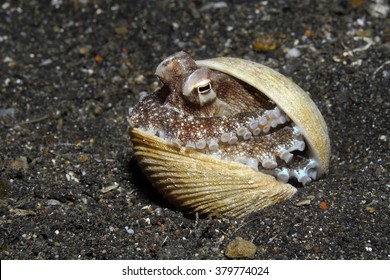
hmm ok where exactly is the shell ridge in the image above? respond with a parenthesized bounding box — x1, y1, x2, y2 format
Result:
(130, 127, 297, 218)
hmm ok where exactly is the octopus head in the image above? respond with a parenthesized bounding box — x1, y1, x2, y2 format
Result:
(155, 51, 217, 109)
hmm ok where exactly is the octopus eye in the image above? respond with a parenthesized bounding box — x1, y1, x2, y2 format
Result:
(183, 68, 216, 107)
(197, 82, 211, 95)
(183, 69, 209, 96)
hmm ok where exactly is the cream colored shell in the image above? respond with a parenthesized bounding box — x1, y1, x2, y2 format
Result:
(130, 128, 297, 218)
(130, 56, 330, 218)
(196, 57, 330, 177)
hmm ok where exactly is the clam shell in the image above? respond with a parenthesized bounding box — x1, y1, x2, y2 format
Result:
(196, 57, 330, 177)
(130, 56, 330, 218)
(130, 127, 297, 218)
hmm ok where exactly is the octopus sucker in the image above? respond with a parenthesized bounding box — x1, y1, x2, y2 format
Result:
(129, 52, 330, 218)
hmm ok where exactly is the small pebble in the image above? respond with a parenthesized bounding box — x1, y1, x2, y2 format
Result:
(367, 2, 389, 18)
(252, 35, 277, 52)
(294, 199, 312, 207)
(134, 74, 146, 84)
(115, 25, 128, 35)
(200, 1, 228, 12)
(0, 108, 15, 117)
(46, 199, 61, 206)
(225, 237, 257, 259)
(125, 226, 134, 235)
(100, 183, 119, 193)
(319, 201, 328, 210)
(40, 59, 53, 66)
(286, 47, 301, 58)
(8, 157, 28, 172)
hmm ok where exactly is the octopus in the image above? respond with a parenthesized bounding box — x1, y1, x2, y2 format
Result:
(129, 51, 320, 185)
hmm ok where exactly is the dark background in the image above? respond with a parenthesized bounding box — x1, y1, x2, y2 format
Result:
(0, 0, 389, 259)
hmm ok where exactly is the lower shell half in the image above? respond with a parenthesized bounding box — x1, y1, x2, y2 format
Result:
(130, 127, 297, 218)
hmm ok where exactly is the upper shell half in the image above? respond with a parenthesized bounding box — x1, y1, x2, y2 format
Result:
(129, 52, 330, 218)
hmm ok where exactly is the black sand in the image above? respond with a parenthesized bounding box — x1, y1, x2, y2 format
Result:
(0, 0, 389, 259)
